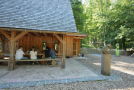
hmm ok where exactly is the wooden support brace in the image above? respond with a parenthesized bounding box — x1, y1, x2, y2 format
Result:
(53, 34, 63, 44)
(14, 32, 28, 41)
(8, 31, 28, 70)
(0, 30, 11, 40)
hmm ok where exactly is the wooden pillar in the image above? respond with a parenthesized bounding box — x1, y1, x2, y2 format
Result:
(61, 35, 66, 68)
(8, 31, 16, 70)
(8, 31, 28, 70)
(0, 30, 28, 70)
(53, 33, 66, 68)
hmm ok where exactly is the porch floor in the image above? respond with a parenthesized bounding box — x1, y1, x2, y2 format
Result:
(0, 58, 120, 88)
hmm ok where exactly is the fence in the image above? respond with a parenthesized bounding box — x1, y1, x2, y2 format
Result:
(80, 48, 125, 55)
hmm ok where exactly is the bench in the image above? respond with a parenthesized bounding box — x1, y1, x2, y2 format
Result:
(0, 58, 62, 66)
(16, 58, 61, 66)
(0, 59, 8, 62)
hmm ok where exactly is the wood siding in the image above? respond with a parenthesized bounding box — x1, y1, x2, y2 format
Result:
(65, 36, 73, 56)
(65, 36, 81, 56)
(1, 33, 81, 57)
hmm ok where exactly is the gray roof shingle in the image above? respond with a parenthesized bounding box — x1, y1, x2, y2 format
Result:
(0, 0, 77, 32)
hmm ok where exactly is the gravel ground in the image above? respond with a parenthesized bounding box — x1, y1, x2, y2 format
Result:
(3, 55, 134, 90)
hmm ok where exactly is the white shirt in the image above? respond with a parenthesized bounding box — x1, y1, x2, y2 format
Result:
(15, 49, 24, 60)
(30, 51, 37, 59)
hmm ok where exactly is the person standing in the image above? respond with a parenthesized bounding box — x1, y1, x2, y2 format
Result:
(116, 43, 120, 56)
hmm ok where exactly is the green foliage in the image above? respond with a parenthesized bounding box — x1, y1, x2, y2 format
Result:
(103, 0, 134, 49)
(71, 0, 134, 49)
(71, 0, 87, 33)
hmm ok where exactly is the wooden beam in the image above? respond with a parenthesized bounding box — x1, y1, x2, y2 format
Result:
(0, 27, 79, 35)
(43, 33, 47, 36)
(74, 37, 84, 39)
(28, 33, 34, 37)
(14, 32, 28, 41)
(53, 34, 63, 44)
(8, 31, 16, 70)
(0, 30, 11, 40)
(61, 35, 66, 69)
(34, 32, 40, 36)
(30, 32, 39, 36)
(62, 35, 66, 58)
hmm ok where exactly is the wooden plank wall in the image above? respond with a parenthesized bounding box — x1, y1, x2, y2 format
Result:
(65, 36, 73, 56)
(76, 39, 80, 55)
(65, 36, 81, 56)
(18, 34, 57, 53)
(0, 29, 84, 57)
(2, 34, 81, 57)
(73, 39, 80, 56)
(18, 35, 81, 57)
(0, 34, 9, 53)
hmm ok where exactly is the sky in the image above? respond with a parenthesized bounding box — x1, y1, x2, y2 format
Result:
(81, 0, 89, 5)
(81, 0, 87, 4)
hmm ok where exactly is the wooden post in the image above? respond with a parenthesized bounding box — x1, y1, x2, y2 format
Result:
(101, 45, 112, 76)
(0, 30, 28, 70)
(61, 35, 66, 68)
(8, 31, 16, 70)
(0, 30, 10, 40)
(8, 31, 28, 70)
(101, 54, 111, 75)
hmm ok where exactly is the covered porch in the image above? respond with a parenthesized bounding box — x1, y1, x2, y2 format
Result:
(0, 28, 85, 70)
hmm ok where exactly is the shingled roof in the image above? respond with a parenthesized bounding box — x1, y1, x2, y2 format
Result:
(0, 0, 77, 33)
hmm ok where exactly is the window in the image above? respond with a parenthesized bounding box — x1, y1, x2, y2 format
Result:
(42, 42, 46, 50)
(54, 41, 58, 52)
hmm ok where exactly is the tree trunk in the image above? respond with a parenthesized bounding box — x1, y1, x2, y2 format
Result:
(122, 37, 127, 55)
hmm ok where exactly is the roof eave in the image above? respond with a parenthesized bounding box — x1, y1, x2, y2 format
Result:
(0, 27, 79, 35)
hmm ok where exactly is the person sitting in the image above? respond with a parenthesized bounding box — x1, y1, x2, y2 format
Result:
(44, 47, 56, 58)
(30, 48, 37, 60)
(50, 48, 56, 59)
(15, 46, 24, 60)
(44, 47, 51, 58)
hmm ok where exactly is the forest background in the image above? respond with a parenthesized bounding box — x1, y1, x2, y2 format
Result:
(71, 0, 134, 52)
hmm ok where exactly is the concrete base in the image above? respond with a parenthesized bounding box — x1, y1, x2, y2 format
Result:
(0, 59, 118, 88)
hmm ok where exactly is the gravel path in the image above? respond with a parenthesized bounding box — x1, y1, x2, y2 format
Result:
(3, 55, 134, 90)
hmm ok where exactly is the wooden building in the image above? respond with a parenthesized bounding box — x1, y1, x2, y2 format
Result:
(0, 0, 86, 70)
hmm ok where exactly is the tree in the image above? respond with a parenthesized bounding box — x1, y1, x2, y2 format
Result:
(71, 0, 134, 50)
